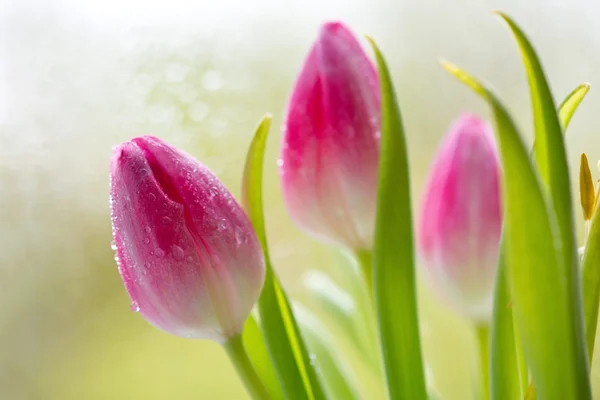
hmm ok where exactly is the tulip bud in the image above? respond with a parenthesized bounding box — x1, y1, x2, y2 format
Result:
(280, 21, 380, 250)
(109, 136, 265, 342)
(418, 115, 502, 322)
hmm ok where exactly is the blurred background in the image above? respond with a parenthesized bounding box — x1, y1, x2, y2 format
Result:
(2, 0, 600, 398)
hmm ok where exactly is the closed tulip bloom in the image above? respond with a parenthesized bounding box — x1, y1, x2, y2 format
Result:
(110, 136, 265, 342)
(418, 115, 502, 321)
(280, 21, 380, 250)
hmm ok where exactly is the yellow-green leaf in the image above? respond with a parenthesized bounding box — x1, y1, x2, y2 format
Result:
(442, 61, 591, 399)
(242, 115, 327, 400)
(368, 36, 427, 400)
(558, 83, 590, 130)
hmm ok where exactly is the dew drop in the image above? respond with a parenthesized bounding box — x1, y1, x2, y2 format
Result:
(186, 256, 194, 263)
(154, 248, 166, 257)
(110, 240, 117, 251)
(235, 227, 244, 245)
(147, 193, 156, 202)
(143, 237, 150, 245)
(145, 226, 152, 233)
(130, 301, 140, 312)
(209, 186, 219, 199)
(161, 216, 172, 225)
(172, 245, 185, 260)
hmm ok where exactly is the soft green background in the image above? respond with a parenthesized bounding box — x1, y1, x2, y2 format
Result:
(3, 0, 600, 398)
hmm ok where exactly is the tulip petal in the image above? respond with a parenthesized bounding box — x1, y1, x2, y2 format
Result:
(281, 22, 380, 250)
(110, 136, 264, 342)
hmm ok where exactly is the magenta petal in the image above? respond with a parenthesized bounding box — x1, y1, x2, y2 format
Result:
(418, 115, 502, 322)
(281, 21, 380, 250)
(110, 136, 264, 342)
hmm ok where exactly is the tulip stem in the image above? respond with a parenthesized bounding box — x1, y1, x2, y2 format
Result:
(476, 324, 490, 400)
(354, 249, 374, 304)
(223, 334, 271, 400)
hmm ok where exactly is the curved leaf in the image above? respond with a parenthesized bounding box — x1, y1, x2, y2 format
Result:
(368, 36, 428, 400)
(489, 247, 521, 400)
(442, 61, 591, 399)
(558, 83, 590, 130)
(242, 115, 327, 400)
(496, 12, 584, 323)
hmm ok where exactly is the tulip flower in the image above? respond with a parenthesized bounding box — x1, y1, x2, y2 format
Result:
(418, 115, 502, 322)
(109, 135, 265, 343)
(280, 21, 380, 251)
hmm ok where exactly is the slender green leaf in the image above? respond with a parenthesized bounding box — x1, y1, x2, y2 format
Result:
(242, 115, 327, 400)
(442, 61, 592, 399)
(497, 10, 585, 313)
(558, 83, 590, 130)
(368, 36, 427, 400)
(293, 303, 361, 400)
(582, 192, 600, 362)
(243, 314, 285, 400)
(490, 247, 521, 400)
(497, 13, 591, 394)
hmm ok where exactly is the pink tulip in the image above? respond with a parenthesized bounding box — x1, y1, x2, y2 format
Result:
(280, 21, 380, 250)
(110, 136, 265, 342)
(418, 115, 502, 321)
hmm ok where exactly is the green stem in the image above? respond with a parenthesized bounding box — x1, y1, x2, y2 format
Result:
(354, 249, 374, 304)
(223, 334, 272, 400)
(477, 324, 490, 400)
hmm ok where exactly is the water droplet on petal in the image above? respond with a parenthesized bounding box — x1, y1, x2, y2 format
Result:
(172, 245, 185, 260)
(161, 216, 172, 225)
(235, 227, 244, 245)
(130, 301, 140, 312)
(143, 237, 150, 244)
(110, 241, 117, 251)
(154, 248, 165, 257)
(186, 256, 194, 263)
(147, 193, 156, 201)
(145, 226, 152, 233)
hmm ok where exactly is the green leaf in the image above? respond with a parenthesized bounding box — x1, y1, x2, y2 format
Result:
(292, 303, 361, 400)
(496, 11, 580, 283)
(441, 61, 592, 399)
(582, 193, 600, 362)
(495, 11, 590, 393)
(242, 114, 327, 400)
(558, 83, 590, 130)
(489, 247, 521, 400)
(367, 36, 427, 400)
(243, 314, 285, 400)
